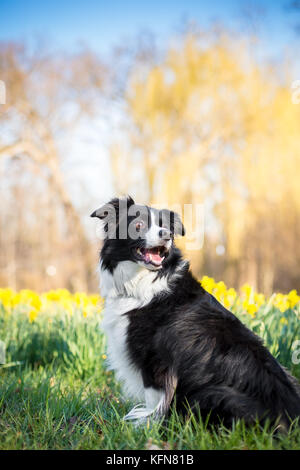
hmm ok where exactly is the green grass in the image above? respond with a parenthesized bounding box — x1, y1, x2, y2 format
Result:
(0, 304, 299, 450)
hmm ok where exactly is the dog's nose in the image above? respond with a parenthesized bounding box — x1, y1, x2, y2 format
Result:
(159, 229, 171, 240)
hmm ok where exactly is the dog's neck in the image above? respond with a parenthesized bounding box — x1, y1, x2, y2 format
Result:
(99, 260, 171, 306)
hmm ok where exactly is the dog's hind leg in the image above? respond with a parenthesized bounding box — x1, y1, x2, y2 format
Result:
(181, 385, 268, 427)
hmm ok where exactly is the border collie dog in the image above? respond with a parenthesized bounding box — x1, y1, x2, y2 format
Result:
(91, 196, 300, 428)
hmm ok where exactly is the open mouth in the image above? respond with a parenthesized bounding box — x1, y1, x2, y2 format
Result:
(135, 246, 168, 267)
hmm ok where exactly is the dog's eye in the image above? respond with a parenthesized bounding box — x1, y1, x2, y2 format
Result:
(135, 221, 145, 231)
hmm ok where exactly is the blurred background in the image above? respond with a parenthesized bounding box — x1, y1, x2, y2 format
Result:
(0, 0, 300, 294)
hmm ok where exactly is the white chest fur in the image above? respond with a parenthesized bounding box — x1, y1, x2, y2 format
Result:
(99, 261, 170, 401)
(102, 295, 145, 400)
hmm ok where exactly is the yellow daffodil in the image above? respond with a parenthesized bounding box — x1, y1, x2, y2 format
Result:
(0, 278, 297, 323)
(287, 290, 300, 309)
(29, 309, 38, 323)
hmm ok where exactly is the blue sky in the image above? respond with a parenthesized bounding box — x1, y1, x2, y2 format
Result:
(0, 0, 298, 60)
(1, 0, 299, 210)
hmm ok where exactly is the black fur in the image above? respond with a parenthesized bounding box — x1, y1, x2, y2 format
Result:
(125, 265, 300, 427)
(92, 197, 300, 428)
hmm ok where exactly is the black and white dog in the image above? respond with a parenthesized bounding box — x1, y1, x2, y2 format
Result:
(91, 196, 300, 428)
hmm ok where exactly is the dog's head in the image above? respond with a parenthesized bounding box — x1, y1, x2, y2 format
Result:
(91, 196, 185, 272)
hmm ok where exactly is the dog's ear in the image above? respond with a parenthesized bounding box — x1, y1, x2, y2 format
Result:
(160, 209, 185, 237)
(91, 198, 119, 220)
(90, 195, 135, 219)
(90, 196, 135, 238)
(171, 211, 185, 237)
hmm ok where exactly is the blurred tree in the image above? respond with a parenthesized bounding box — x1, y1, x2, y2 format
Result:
(0, 43, 107, 290)
(1, 30, 300, 293)
(112, 31, 300, 292)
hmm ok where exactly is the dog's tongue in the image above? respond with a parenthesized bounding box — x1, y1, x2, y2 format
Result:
(149, 252, 162, 263)
(145, 247, 162, 264)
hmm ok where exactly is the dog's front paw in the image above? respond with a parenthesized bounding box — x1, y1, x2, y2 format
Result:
(123, 404, 161, 426)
